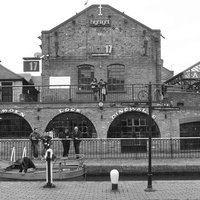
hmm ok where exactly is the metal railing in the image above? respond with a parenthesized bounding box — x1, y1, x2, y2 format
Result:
(0, 84, 163, 103)
(0, 137, 200, 160)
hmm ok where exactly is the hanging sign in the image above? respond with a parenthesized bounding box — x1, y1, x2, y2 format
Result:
(23, 57, 40, 72)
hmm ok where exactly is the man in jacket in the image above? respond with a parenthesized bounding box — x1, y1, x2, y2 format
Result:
(71, 127, 82, 159)
(18, 157, 36, 174)
(29, 128, 41, 159)
(60, 127, 71, 158)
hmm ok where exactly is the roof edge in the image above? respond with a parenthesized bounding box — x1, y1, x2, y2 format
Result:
(42, 4, 160, 34)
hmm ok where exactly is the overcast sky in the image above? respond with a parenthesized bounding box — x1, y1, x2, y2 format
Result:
(0, 0, 199, 75)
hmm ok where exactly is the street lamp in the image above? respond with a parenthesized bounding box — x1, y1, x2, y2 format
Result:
(145, 82, 155, 192)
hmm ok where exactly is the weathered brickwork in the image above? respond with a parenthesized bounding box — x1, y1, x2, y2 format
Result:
(41, 5, 162, 85)
(1, 103, 200, 139)
(1, 4, 199, 142)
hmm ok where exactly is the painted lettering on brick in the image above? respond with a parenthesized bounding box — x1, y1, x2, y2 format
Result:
(88, 44, 112, 54)
(111, 107, 156, 120)
(59, 108, 81, 113)
(0, 109, 25, 117)
(89, 19, 111, 27)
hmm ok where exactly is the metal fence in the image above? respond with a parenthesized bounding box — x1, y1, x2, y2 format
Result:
(0, 84, 163, 103)
(1, 137, 200, 161)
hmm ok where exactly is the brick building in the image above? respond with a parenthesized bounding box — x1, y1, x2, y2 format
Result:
(1, 4, 200, 152)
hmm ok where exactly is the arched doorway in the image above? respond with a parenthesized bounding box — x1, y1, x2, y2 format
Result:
(0, 113, 32, 138)
(108, 111, 160, 152)
(46, 112, 96, 138)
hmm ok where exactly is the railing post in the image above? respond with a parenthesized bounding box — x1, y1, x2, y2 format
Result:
(100, 138, 102, 160)
(170, 138, 173, 159)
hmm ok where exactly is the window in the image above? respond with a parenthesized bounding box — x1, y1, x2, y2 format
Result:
(0, 113, 32, 138)
(78, 65, 94, 90)
(180, 122, 200, 150)
(107, 64, 125, 91)
(46, 112, 96, 138)
(2, 82, 12, 102)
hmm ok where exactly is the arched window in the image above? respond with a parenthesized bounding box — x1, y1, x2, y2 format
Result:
(107, 64, 125, 91)
(46, 112, 97, 138)
(78, 65, 94, 90)
(0, 113, 32, 138)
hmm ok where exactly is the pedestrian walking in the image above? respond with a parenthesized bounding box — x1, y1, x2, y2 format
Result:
(71, 127, 82, 159)
(29, 128, 41, 159)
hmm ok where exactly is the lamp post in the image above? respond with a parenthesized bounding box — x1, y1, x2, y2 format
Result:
(145, 82, 155, 192)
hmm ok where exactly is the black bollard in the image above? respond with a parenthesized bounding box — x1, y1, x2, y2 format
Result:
(43, 149, 55, 188)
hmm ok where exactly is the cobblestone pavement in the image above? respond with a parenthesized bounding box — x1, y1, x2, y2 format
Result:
(0, 180, 200, 200)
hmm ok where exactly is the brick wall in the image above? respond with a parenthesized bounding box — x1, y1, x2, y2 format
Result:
(41, 5, 162, 86)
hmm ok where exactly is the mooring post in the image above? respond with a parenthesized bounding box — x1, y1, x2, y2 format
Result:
(43, 148, 56, 188)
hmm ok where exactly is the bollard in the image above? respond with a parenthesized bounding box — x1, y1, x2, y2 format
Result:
(43, 148, 56, 188)
(110, 169, 119, 190)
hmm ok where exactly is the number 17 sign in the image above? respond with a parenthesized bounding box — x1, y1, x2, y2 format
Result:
(23, 60, 40, 72)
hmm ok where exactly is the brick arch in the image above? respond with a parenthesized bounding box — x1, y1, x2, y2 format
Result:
(0, 113, 32, 138)
(45, 112, 97, 138)
(107, 111, 160, 138)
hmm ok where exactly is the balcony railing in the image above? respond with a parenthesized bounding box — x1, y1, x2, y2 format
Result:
(0, 84, 164, 103)
(1, 137, 200, 160)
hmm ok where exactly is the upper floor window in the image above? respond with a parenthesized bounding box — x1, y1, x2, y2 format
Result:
(107, 64, 125, 91)
(1, 82, 13, 102)
(78, 65, 94, 90)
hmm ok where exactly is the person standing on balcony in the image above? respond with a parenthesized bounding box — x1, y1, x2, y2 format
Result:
(71, 126, 82, 159)
(90, 78, 99, 101)
(29, 128, 41, 159)
(98, 79, 107, 101)
(60, 127, 71, 158)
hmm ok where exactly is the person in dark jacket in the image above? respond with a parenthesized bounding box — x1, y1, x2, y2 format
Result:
(71, 127, 82, 159)
(41, 132, 52, 158)
(29, 128, 41, 159)
(98, 79, 107, 101)
(60, 127, 71, 158)
(18, 157, 36, 174)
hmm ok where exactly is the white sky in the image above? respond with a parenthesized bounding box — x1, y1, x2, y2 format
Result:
(0, 0, 199, 75)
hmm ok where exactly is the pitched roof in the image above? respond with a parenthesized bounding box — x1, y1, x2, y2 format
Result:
(42, 4, 160, 34)
(0, 64, 24, 81)
(165, 61, 200, 84)
(19, 73, 42, 86)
